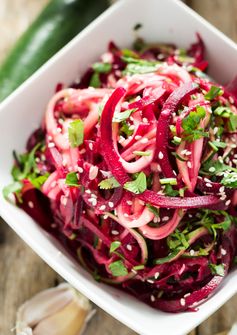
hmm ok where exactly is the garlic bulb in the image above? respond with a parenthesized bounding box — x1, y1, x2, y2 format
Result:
(16, 283, 94, 335)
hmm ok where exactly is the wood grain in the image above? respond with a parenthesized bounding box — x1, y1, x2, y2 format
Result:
(0, 1, 237, 335)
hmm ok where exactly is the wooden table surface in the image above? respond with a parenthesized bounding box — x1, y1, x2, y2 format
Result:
(0, 1, 237, 334)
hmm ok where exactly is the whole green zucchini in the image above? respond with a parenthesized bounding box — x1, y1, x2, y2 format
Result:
(0, 0, 109, 102)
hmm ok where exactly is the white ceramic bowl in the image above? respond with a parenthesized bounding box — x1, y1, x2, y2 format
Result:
(1, 1, 237, 334)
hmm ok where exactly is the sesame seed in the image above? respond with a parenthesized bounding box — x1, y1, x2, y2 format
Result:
(184, 293, 191, 298)
(147, 279, 155, 284)
(89, 143, 93, 150)
(229, 96, 234, 104)
(78, 167, 84, 173)
(111, 230, 119, 235)
(99, 205, 106, 211)
(58, 118, 64, 125)
(91, 194, 97, 199)
(162, 216, 169, 222)
(221, 248, 227, 256)
(154, 272, 160, 279)
(91, 199, 97, 206)
(135, 135, 142, 140)
(189, 249, 195, 256)
(150, 295, 156, 302)
(48, 142, 55, 148)
(89, 165, 98, 180)
(126, 200, 133, 205)
(126, 244, 132, 251)
(187, 161, 192, 169)
(108, 201, 114, 208)
(104, 215, 108, 219)
(131, 269, 137, 274)
(119, 136, 125, 143)
(35, 157, 40, 163)
(225, 199, 231, 206)
(204, 178, 210, 183)
(124, 213, 129, 218)
(56, 127, 62, 133)
(219, 186, 225, 193)
(28, 201, 34, 208)
(181, 149, 187, 155)
(213, 127, 219, 135)
(220, 194, 227, 201)
(180, 298, 186, 306)
(41, 154, 46, 161)
(142, 117, 148, 123)
(141, 137, 149, 144)
(153, 217, 158, 223)
(158, 151, 164, 160)
(209, 167, 216, 173)
(206, 183, 212, 188)
(85, 189, 91, 194)
(129, 125, 135, 131)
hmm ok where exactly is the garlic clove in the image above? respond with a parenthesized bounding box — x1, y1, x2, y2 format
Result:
(16, 283, 93, 335)
(17, 283, 73, 328)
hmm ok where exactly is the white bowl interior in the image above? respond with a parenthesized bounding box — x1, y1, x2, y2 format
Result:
(0, 1, 237, 334)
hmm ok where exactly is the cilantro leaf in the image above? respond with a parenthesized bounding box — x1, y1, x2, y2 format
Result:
(98, 177, 120, 190)
(221, 172, 237, 188)
(122, 57, 161, 75)
(89, 72, 101, 88)
(109, 260, 128, 277)
(30, 173, 49, 189)
(68, 119, 84, 148)
(181, 106, 208, 142)
(163, 184, 179, 197)
(110, 241, 121, 253)
(124, 172, 147, 194)
(92, 62, 112, 73)
(65, 172, 79, 187)
(209, 263, 225, 277)
(113, 109, 136, 123)
(120, 121, 133, 136)
(205, 86, 223, 100)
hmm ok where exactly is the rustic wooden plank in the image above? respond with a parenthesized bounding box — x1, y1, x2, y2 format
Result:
(186, 0, 237, 43)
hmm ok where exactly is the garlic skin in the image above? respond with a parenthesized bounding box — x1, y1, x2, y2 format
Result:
(16, 283, 94, 335)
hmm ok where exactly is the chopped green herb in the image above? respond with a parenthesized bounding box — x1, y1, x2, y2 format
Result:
(98, 177, 120, 190)
(122, 57, 161, 75)
(113, 109, 136, 123)
(181, 106, 208, 142)
(171, 152, 188, 162)
(2, 181, 22, 200)
(132, 264, 145, 271)
(65, 172, 79, 187)
(205, 86, 223, 100)
(68, 119, 84, 148)
(229, 113, 237, 131)
(146, 204, 159, 217)
(221, 172, 237, 188)
(133, 150, 151, 157)
(154, 249, 183, 265)
(89, 72, 101, 88)
(120, 121, 133, 136)
(92, 62, 112, 73)
(30, 173, 49, 189)
(110, 241, 121, 253)
(124, 172, 147, 194)
(172, 136, 182, 145)
(109, 260, 128, 277)
(209, 263, 225, 277)
(164, 184, 180, 197)
(214, 106, 233, 118)
(133, 23, 143, 31)
(160, 178, 177, 186)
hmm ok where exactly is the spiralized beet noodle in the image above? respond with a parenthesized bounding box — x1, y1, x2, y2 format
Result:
(5, 36, 237, 312)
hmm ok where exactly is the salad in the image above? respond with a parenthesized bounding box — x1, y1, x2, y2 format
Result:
(4, 35, 237, 313)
